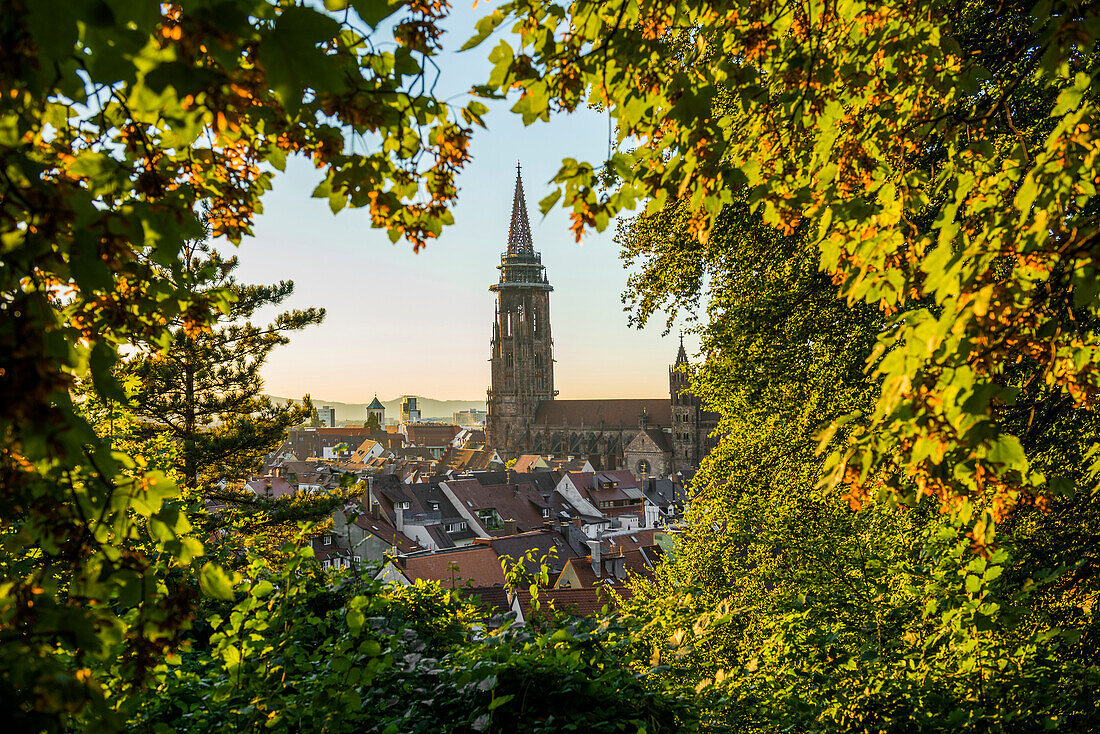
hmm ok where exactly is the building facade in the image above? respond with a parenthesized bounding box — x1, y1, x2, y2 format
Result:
(485, 167, 717, 471)
(366, 395, 385, 426)
(315, 405, 336, 427)
(486, 165, 556, 452)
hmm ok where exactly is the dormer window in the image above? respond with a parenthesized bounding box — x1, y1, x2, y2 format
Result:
(430, 502, 440, 511)
(323, 536, 332, 546)
(397, 501, 410, 510)
(541, 508, 550, 518)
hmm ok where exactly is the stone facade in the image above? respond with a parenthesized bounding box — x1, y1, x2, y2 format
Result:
(486, 165, 556, 454)
(486, 167, 718, 472)
(623, 428, 673, 480)
(669, 337, 720, 472)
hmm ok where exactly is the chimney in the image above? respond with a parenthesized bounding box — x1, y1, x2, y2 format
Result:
(588, 539, 602, 577)
(644, 504, 658, 529)
(503, 519, 517, 536)
(395, 506, 404, 532)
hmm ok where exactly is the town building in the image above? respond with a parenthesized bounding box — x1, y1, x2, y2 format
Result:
(399, 396, 421, 422)
(484, 167, 719, 472)
(453, 408, 487, 427)
(315, 405, 336, 427)
(366, 395, 385, 425)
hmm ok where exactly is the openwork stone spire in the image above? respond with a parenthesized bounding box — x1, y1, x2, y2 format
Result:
(676, 333, 688, 365)
(507, 162, 534, 254)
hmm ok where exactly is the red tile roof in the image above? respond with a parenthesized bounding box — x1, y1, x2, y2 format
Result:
(443, 479, 549, 534)
(512, 454, 546, 473)
(565, 469, 640, 492)
(436, 447, 501, 473)
(515, 586, 630, 618)
(245, 476, 297, 498)
(398, 546, 506, 587)
(532, 399, 671, 428)
(603, 529, 660, 553)
(404, 424, 460, 447)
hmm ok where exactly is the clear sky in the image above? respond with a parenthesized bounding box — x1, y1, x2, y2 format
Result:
(227, 4, 687, 404)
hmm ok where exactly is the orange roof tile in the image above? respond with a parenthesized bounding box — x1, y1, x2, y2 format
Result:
(399, 546, 506, 587)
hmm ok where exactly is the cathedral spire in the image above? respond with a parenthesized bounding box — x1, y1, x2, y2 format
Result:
(507, 162, 534, 255)
(676, 333, 688, 365)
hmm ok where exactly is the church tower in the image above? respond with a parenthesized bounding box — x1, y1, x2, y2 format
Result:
(670, 335, 699, 470)
(486, 165, 555, 452)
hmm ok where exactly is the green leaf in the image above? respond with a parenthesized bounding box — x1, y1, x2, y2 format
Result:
(200, 562, 238, 601)
(351, 0, 401, 29)
(90, 341, 126, 402)
(965, 574, 981, 595)
(461, 10, 506, 51)
(487, 694, 514, 711)
(252, 580, 275, 598)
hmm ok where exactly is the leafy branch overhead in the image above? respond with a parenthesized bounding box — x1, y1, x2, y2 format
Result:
(474, 0, 1100, 544)
(1, 0, 476, 725)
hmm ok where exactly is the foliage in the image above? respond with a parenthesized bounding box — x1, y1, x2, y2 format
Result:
(1, 0, 480, 726)
(128, 234, 323, 490)
(478, 0, 1100, 541)
(609, 79, 1100, 732)
(130, 549, 694, 733)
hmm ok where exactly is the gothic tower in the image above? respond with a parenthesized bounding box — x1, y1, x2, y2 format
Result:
(670, 335, 699, 470)
(486, 165, 555, 452)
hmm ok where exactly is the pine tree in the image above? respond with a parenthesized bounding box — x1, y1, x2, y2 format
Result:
(129, 236, 324, 492)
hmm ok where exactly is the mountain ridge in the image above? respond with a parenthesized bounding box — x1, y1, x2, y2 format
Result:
(265, 395, 486, 423)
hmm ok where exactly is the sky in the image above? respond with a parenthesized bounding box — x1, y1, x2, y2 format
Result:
(227, 4, 688, 404)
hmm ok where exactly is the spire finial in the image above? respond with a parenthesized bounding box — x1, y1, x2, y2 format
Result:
(675, 333, 688, 365)
(507, 162, 534, 255)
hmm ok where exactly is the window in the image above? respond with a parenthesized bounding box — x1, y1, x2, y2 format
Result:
(323, 560, 331, 569)
(323, 536, 332, 546)
(353, 556, 361, 563)
(397, 501, 410, 510)
(446, 521, 467, 533)
(476, 509, 503, 529)
(430, 502, 439, 512)
(541, 508, 550, 518)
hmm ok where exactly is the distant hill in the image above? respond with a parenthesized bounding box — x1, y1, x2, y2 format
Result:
(265, 395, 486, 424)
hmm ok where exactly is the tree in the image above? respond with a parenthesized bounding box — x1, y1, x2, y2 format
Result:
(364, 412, 382, 431)
(129, 235, 323, 491)
(478, 0, 1100, 535)
(502, 1, 1100, 725)
(615, 194, 1100, 728)
(1, 1, 480, 726)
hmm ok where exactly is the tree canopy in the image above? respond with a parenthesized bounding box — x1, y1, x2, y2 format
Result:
(5, 0, 1100, 731)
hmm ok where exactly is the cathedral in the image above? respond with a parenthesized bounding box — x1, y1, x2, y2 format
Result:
(485, 166, 719, 474)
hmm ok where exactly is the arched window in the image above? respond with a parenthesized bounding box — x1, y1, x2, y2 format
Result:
(637, 459, 651, 477)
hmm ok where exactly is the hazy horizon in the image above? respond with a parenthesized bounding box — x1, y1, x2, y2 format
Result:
(228, 5, 696, 403)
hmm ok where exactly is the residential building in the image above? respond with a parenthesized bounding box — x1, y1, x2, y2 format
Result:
(377, 545, 507, 589)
